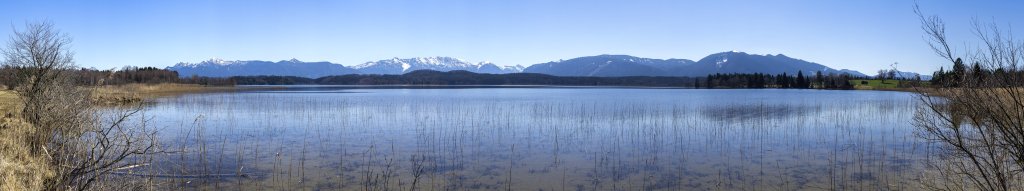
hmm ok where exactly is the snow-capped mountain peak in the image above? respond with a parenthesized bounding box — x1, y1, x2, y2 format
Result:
(206, 58, 235, 65)
(352, 57, 522, 74)
(715, 57, 729, 68)
(166, 58, 357, 78)
(172, 58, 233, 68)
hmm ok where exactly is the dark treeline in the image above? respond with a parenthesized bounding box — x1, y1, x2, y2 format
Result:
(930, 58, 1024, 88)
(701, 71, 856, 89)
(228, 70, 871, 89)
(74, 66, 179, 85)
(230, 76, 316, 85)
(234, 70, 700, 87)
(75, 66, 234, 86)
(1, 66, 234, 90)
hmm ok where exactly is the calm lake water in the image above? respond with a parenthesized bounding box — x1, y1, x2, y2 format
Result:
(137, 86, 928, 190)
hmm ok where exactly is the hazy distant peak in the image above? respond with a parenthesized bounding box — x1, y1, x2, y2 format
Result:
(167, 58, 356, 78)
(710, 51, 749, 56)
(524, 52, 862, 77)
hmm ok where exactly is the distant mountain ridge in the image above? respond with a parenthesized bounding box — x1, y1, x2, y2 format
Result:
(523, 52, 867, 77)
(168, 58, 357, 78)
(166, 52, 870, 78)
(169, 57, 523, 78)
(523, 55, 694, 77)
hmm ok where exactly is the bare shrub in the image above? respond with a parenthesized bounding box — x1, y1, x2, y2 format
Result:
(2, 21, 159, 190)
(913, 4, 1024, 191)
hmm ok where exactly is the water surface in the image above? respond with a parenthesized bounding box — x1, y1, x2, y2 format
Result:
(140, 87, 926, 190)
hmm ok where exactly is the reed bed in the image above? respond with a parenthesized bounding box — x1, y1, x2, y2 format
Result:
(114, 88, 932, 190)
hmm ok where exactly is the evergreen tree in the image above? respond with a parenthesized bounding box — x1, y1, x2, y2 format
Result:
(815, 71, 824, 88)
(951, 58, 966, 87)
(780, 73, 790, 88)
(705, 74, 713, 89)
(932, 67, 945, 86)
(796, 71, 807, 89)
(972, 62, 985, 87)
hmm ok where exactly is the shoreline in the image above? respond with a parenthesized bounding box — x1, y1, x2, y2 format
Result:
(90, 83, 281, 105)
(2, 83, 929, 111)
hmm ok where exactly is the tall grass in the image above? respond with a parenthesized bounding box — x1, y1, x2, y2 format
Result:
(0, 115, 52, 190)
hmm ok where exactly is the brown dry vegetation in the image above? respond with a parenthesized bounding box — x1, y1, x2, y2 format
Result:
(1, 83, 263, 190)
(1, 90, 19, 115)
(1, 90, 52, 190)
(913, 4, 1024, 190)
(90, 83, 271, 105)
(1, 21, 168, 190)
(89, 83, 235, 104)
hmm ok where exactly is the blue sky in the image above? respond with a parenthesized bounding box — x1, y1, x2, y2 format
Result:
(1, 0, 1022, 74)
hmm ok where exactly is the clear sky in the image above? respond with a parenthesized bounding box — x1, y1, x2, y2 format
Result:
(1, 0, 1022, 74)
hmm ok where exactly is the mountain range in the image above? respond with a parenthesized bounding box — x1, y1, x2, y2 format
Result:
(167, 51, 873, 78)
(522, 52, 868, 77)
(168, 59, 356, 78)
(169, 57, 523, 78)
(351, 57, 523, 75)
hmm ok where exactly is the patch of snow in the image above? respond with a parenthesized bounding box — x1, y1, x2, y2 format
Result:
(208, 58, 227, 65)
(401, 63, 411, 71)
(716, 57, 728, 68)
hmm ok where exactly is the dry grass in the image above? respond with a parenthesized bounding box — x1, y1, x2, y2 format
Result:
(0, 90, 19, 116)
(0, 92, 51, 191)
(91, 83, 269, 105)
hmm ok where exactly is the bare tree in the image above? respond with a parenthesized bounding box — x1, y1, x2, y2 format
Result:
(878, 69, 888, 83)
(912, 4, 1024, 191)
(3, 21, 81, 150)
(2, 21, 158, 190)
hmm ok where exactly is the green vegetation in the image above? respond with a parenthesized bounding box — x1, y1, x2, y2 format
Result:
(850, 79, 900, 89)
(849, 79, 930, 90)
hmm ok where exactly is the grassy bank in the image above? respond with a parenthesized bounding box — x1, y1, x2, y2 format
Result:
(850, 79, 902, 89)
(91, 83, 274, 105)
(849, 79, 931, 92)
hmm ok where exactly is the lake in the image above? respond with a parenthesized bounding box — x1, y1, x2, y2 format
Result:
(135, 86, 928, 190)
